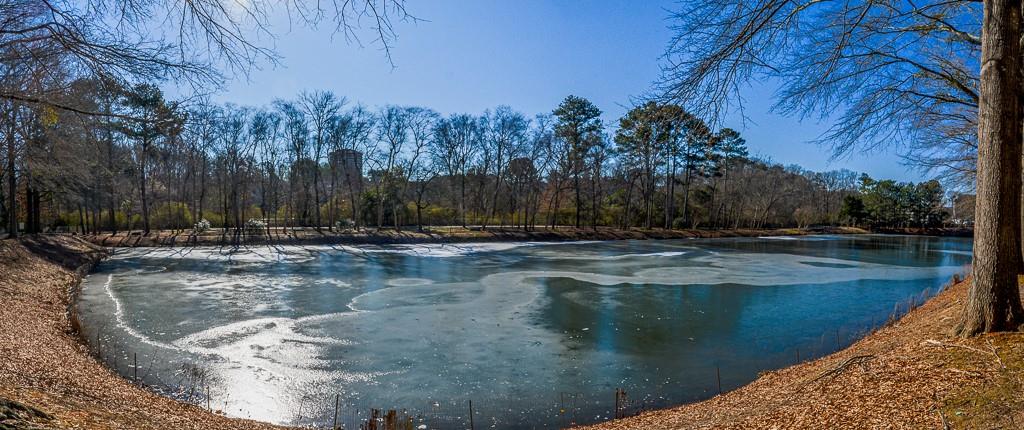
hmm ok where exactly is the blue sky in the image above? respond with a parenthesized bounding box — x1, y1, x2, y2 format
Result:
(209, 0, 922, 181)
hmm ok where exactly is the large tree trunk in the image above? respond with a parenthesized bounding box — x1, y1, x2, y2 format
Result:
(139, 141, 151, 235)
(346, 172, 360, 229)
(328, 168, 336, 232)
(313, 168, 322, 231)
(665, 157, 675, 229)
(5, 112, 16, 239)
(485, 170, 505, 231)
(681, 161, 693, 228)
(960, 0, 1024, 336)
(573, 172, 581, 229)
(107, 129, 118, 234)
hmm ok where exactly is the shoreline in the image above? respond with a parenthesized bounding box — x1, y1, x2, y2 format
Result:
(580, 275, 1024, 429)
(0, 236, 290, 430)
(80, 226, 879, 247)
(4, 233, 1011, 430)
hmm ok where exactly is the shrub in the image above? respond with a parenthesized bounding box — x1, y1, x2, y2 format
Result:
(192, 218, 211, 234)
(335, 219, 356, 230)
(244, 218, 266, 236)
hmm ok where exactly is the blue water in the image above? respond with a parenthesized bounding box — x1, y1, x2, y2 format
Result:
(77, 234, 971, 428)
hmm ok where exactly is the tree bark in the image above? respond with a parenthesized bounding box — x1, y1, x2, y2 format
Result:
(139, 139, 151, 235)
(960, 0, 1024, 336)
(313, 167, 322, 231)
(5, 109, 16, 238)
(574, 172, 581, 229)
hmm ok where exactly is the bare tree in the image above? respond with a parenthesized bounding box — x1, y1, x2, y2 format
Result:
(405, 109, 438, 230)
(328, 105, 374, 229)
(298, 90, 343, 231)
(372, 105, 410, 229)
(958, 0, 1023, 335)
(0, 0, 414, 114)
(274, 99, 310, 229)
(481, 106, 528, 229)
(250, 108, 282, 234)
(431, 114, 481, 227)
(660, 1, 979, 181)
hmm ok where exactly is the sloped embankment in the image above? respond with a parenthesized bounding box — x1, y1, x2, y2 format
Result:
(582, 276, 1024, 429)
(0, 236, 288, 430)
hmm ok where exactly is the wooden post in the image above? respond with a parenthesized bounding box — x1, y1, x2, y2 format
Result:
(333, 394, 340, 430)
(614, 388, 619, 419)
(133, 353, 138, 383)
(795, 347, 800, 363)
(469, 399, 475, 430)
(716, 366, 722, 395)
(560, 392, 565, 428)
(835, 328, 840, 349)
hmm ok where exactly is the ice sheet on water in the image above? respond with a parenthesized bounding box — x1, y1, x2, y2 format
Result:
(757, 235, 848, 241)
(108, 241, 605, 264)
(334, 240, 603, 257)
(80, 237, 967, 425)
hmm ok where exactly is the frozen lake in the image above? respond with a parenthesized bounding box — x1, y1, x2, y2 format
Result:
(77, 234, 971, 428)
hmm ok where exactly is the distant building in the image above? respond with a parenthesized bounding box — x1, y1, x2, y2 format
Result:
(948, 193, 975, 226)
(330, 149, 364, 183)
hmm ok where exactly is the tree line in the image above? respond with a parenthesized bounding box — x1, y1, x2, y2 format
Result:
(839, 176, 948, 228)
(1, 82, 955, 236)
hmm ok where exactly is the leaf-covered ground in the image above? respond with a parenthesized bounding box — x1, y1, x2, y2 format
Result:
(0, 236, 288, 430)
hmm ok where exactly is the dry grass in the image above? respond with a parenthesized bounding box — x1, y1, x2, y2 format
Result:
(0, 236, 288, 430)
(581, 277, 1024, 430)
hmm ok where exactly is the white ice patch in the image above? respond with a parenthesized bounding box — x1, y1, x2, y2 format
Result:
(386, 278, 434, 287)
(931, 249, 972, 256)
(551, 250, 689, 261)
(107, 246, 320, 265)
(757, 235, 846, 241)
(169, 313, 378, 423)
(103, 274, 177, 350)
(314, 278, 352, 288)
(330, 240, 605, 258)
(109, 240, 606, 262)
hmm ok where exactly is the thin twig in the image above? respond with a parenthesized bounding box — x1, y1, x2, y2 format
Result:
(986, 339, 1005, 369)
(802, 354, 875, 388)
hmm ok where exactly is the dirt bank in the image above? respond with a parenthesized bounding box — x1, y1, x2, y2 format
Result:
(0, 236, 288, 430)
(582, 275, 1024, 429)
(82, 226, 869, 247)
